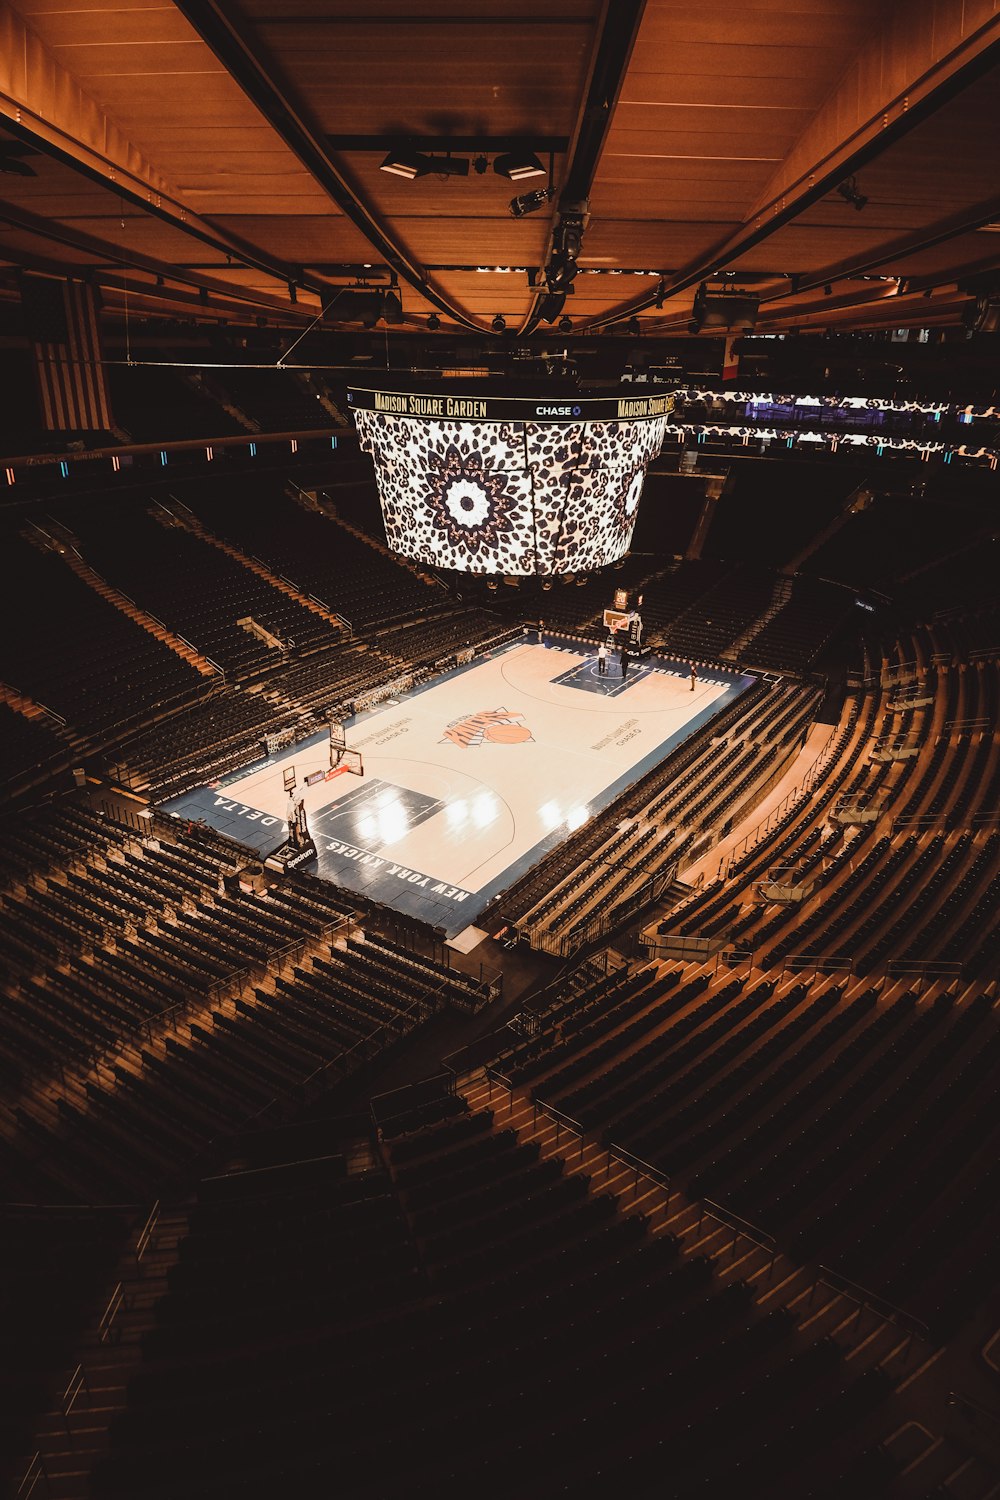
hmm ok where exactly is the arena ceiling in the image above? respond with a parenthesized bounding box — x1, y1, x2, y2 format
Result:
(0, 0, 998, 344)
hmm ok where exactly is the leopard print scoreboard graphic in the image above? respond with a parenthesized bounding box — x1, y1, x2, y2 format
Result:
(349, 387, 674, 576)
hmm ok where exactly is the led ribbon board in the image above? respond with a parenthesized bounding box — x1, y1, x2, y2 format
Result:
(349, 388, 674, 576)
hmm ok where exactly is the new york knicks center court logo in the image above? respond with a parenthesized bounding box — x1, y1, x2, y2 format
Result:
(442, 708, 534, 748)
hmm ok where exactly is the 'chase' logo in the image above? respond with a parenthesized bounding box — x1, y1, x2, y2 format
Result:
(535, 405, 582, 417)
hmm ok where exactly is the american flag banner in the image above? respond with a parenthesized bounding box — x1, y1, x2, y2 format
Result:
(21, 274, 113, 432)
(721, 334, 740, 383)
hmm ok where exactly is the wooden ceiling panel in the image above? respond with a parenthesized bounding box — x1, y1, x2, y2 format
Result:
(582, 221, 738, 266)
(0, 228, 101, 266)
(235, 1, 598, 19)
(594, 159, 783, 225)
(637, 4, 883, 53)
(619, 69, 828, 112)
(859, 233, 1000, 278)
(208, 216, 380, 263)
(594, 156, 776, 190)
(608, 104, 814, 146)
(51, 213, 239, 261)
(623, 39, 856, 87)
(389, 217, 551, 263)
(27, 12, 198, 51)
(16, 0, 167, 14)
(728, 225, 910, 273)
(254, 20, 592, 137)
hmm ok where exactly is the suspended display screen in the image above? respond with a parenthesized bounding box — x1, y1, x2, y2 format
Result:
(349, 387, 673, 576)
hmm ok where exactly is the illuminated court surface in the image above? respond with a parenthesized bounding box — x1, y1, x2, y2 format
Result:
(164, 639, 753, 936)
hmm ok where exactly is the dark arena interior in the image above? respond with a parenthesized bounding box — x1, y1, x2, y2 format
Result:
(2, 5, 1000, 1498)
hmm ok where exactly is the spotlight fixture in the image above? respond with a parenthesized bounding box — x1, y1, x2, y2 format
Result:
(627, 317, 641, 338)
(427, 312, 441, 331)
(509, 186, 553, 218)
(380, 148, 469, 179)
(491, 313, 507, 333)
(326, 289, 400, 327)
(537, 291, 567, 324)
(381, 290, 404, 324)
(493, 151, 546, 182)
(472, 154, 488, 175)
(690, 282, 759, 331)
(558, 315, 573, 332)
(380, 147, 428, 180)
(836, 175, 868, 211)
(823, 284, 833, 296)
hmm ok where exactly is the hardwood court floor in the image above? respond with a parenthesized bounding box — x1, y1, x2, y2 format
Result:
(164, 639, 752, 934)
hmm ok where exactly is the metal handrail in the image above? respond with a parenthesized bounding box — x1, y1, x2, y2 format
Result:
(15, 1453, 46, 1499)
(782, 954, 854, 976)
(62, 1364, 88, 1416)
(700, 1198, 775, 1251)
(606, 1139, 671, 1193)
(135, 1200, 160, 1264)
(814, 1264, 927, 1339)
(97, 1282, 128, 1344)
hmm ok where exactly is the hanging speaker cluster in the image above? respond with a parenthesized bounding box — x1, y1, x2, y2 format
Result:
(690, 282, 759, 333)
(325, 290, 403, 327)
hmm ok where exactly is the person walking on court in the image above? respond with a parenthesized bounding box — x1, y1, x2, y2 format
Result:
(598, 642, 608, 676)
(690, 662, 697, 692)
(620, 644, 630, 680)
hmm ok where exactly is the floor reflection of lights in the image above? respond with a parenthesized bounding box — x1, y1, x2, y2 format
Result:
(358, 793, 410, 847)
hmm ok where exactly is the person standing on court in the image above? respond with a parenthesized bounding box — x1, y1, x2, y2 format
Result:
(690, 662, 697, 691)
(620, 644, 630, 680)
(598, 642, 608, 676)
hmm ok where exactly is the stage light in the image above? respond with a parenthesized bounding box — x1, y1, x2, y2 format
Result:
(380, 147, 428, 180)
(473, 154, 488, 175)
(824, 284, 833, 296)
(627, 317, 641, 338)
(690, 281, 759, 331)
(558, 315, 572, 332)
(491, 313, 507, 333)
(427, 312, 440, 330)
(836, 176, 868, 211)
(537, 291, 566, 324)
(493, 151, 546, 181)
(380, 148, 469, 179)
(509, 187, 552, 217)
(327, 289, 399, 326)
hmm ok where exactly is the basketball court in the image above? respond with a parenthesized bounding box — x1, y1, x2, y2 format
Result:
(163, 637, 754, 937)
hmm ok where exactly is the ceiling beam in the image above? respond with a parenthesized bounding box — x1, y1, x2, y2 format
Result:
(173, 0, 485, 332)
(0, 0, 318, 305)
(748, 0, 1000, 222)
(587, 7, 1000, 330)
(0, 199, 323, 321)
(766, 196, 1000, 304)
(519, 0, 648, 336)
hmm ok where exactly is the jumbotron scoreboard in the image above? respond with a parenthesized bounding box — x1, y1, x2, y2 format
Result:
(348, 386, 675, 576)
